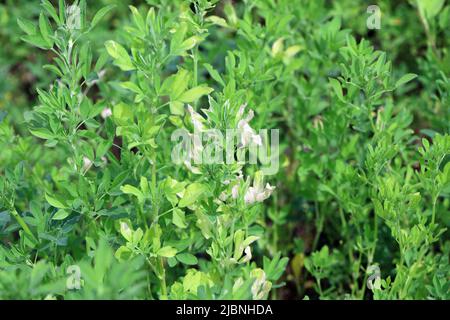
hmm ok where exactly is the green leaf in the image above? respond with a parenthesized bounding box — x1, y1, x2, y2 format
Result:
(45, 193, 67, 209)
(120, 184, 145, 203)
(129, 5, 145, 32)
(94, 240, 113, 276)
(110, 170, 129, 190)
(179, 183, 208, 208)
(79, 98, 91, 119)
(133, 228, 143, 244)
(167, 257, 178, 267)
(329, 78, 344, 102)
(113, 102, 134, 124)
(58, 0, 65, 23)
(91, 5, 116, 29)
(157, 246, 177, 258)
(30, 261, 49, 288)
(243, 235, 260, 248)
(176, 253, 198, 265)
(105, 40, 135, 71)
(17, 18, 36, 35)
(206, 15, 229, 28)
(418, 0, 445, 19)
(204, 64, 225, 87)
(233, 230, 245, 259)
(41, 0, 61, 25)
(29, 128, 54, 140)
(115, 245, 132, 261)
(285, 45, 302, 58)
(172, 208, 187, 228)
(161, 68, 190, 99)
(179, 86, 213, 103)
(395, 73, 417, 88)
(21, 34, 50, 50)
(170, 101, 184, 115)
(80, 0, 87, 29)
(180, 36, 202, 51)
(52, 209, 69, 220)
(140, 177, 149, 195)
(39, 13, 53, 47)
(120, 221, 133, 242)
(120, 81, 143, 94)
(43, 64, 63, 77)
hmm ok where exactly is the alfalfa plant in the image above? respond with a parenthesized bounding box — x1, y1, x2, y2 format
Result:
(0, 0, 448, 300)
(6, 0, 288, 300)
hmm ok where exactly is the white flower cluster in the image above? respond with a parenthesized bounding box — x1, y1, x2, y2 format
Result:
(66, 4, 81, 31)
(101, 107, 112, 119)
(183, 102, 263, 173)
(232, 268, 272, 300)
(219, 170, 275, 206)
(82, 156, 107, 172)
(236, 104, 262, 148)
(185, 101, 275, 204)
(187, 105, 205, 132)
(250, 269, 272, 300)
(244, 179, 275, 205)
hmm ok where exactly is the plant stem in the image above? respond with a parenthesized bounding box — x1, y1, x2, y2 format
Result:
(193, 48, 198, 87)
(10, 208, 37, 242)
(151, 151, 158, 222)
(149, 150, 167, 298)
(416, 2, 439, 58)
(431, 195, 437, 225)
(360, 213, 378, 299)
(193, 46, 199, 107)
(159, 257, 168, 299)
(317, 278, 323, 298)
(339, 206, 347, 232)
(312, 202, 323, 252)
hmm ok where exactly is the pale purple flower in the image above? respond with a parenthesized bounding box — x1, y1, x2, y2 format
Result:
(236, 105, 262, 148)
(101, 107, 112, 119)
(187, 105, 205, 132)
(82, 156, 93, 171)
(244, 172, 275, 205)
(231, 184, 239, 199)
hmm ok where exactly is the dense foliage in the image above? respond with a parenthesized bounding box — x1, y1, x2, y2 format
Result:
(0, 0, 449, 300)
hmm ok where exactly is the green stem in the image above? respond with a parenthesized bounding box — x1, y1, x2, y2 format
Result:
(416, 2, 439, 58)
(150, 150, 167, 299)
(273, 223, 279, 254)
(151, 151, 158, 223)
(360, 214, 378, 299)
(431, 195, 438, 225)
(339, 206, 347, 233)
(159, 257, 168, 299)
(192, 46, 199, 107)
(312, 202, 323, 252)
(193, 49, 198, 87)
(11, 208, 37, 242)
(317, 278, 323, 298)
